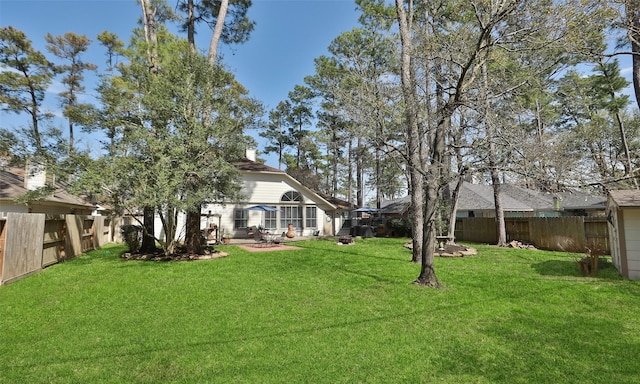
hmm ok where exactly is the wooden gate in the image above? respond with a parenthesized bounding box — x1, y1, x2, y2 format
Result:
(1, 213, 46, 285)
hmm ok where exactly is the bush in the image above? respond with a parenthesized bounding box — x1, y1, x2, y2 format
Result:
(120, 224, 142, 253)
(386, 218, 412, 237)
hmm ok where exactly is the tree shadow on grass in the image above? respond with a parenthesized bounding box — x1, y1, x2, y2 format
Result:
(63, 247, 124, 266)
(532, 257, 621, 281)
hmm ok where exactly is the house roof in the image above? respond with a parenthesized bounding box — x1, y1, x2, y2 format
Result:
(557, 190, 606, 210)
(381, 195, 411, 215)
(456, 183, 533, 211)
(609, 190, 640, 208)
(315, 191, 355, 210)
(233, 158, 283, 173)
(232, 158, 338, 210)
(379, 182, 606, 214)
(0, 167, 95, 209)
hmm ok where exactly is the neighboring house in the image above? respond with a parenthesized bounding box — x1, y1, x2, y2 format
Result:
(146, 150, 353, 242)
(455, 183, 606, 218)
(380, 195, 411, 217)
(607, 190, 640, 280)
(0, 166, 95, 216)
(380, 181, 606, 219)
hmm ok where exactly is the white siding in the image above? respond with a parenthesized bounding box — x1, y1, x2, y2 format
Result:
(623, 209, 640, 280)
(240, 173, 317, 204)
(146, 170, 337, 241)
(608, 205, 621, 271)
(0, 202, 29, 215)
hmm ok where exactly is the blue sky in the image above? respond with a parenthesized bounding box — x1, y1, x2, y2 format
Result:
(0, 0, 362, 167)
(1, 1, 638, 168)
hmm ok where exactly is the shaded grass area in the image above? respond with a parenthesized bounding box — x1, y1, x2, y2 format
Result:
(1, 238, 639, 383)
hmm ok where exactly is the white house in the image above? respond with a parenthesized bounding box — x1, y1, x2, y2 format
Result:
(149, 150, 353, 242)
(607, 190, 640, 280)
(203, 151, 352, 239)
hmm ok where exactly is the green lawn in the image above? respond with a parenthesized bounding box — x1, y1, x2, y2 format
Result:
(1, 238, 639, 383)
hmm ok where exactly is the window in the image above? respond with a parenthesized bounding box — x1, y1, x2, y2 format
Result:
(280, 190, 303, 228)
(281, 191, 302, 202)
(306, 206, 317, 228)
(280, 206, 302, 228)
(264, 207, 277, 229)
(233, 208, 247, 229)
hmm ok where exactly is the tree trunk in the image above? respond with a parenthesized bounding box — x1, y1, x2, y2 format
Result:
(140, 0, 158, 74)
(627, 1, 640, 112)
(416, 177, 442, 287)
(186, 0, 196, 52)
(396, 0, 426, 266)
(347, 139, 354, 205)
(140, 206, 156, 253)
(159, 206, 178, 255)
(396, 0, 423, 263)
(139, 0, 159, 255)
(480, 33, 507, 247)
(416, 100, 446, 287)
(185, 208, 203, 254)
(208, 0, 229, 64)
(332, 131, 339, 196)
(184, 0, 227, 252)
(490, 167, 507, 246)
(614, 111, 637, 188)
(447, 174, 465, 244)
(356, 137, 364, 207)
(29, 89, 42, 151)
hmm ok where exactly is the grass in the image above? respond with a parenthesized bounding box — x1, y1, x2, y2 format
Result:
(1, 238, 639, 383)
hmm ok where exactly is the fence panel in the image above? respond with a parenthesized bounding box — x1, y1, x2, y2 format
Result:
(93, 216, 110, 248)
(1, 214, 115, 285)
(455, 216, 610, 254)
(529, 217, 585, 252)
(81, 217, 95, 252)
(505, 219, 530, 243)
(1, 213, 45, 284)
(456, 218, 496, 243)
(64, 215, 84, 259)
(42, 216, 66, 267)
(585, 218, 609, 254)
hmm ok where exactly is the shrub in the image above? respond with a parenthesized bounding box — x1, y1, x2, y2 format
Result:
(386, 218, 412, 237)
(120, 224, 142, 253)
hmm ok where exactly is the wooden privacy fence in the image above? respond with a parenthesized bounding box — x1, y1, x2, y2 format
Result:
(0, 213, 113, 285)
(455, 217, 609, 254)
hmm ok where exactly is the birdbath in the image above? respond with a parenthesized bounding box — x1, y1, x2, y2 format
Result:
(435, 236, 453, 251)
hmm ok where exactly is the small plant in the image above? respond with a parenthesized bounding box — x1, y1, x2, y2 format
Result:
(120, 224, 142, 253)
(222, 232, 233, 244)
(577, 246, 606, 276)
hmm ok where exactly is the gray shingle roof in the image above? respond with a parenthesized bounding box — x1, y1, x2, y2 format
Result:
(379, 182, 606, 214)
(609, 190, 640, 208)
(0, 168, 94, 209)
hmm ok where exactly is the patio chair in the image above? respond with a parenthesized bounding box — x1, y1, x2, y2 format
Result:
(253, 228, 268, 247)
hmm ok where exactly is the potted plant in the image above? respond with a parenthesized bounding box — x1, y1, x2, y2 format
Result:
(222, 232, 233, 245)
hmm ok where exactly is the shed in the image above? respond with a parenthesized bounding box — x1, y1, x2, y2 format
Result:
(607, 190, 640, 280)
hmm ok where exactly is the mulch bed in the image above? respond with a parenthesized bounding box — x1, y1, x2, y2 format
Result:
(121, 248, 228, 261)
(404, 242, 477, 257)
(121, 242, 303, 260)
